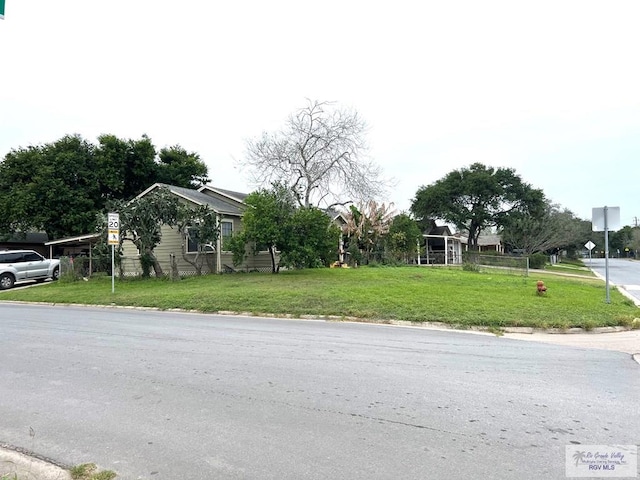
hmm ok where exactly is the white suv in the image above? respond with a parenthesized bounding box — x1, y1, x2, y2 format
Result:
(0, 250, 60, 290)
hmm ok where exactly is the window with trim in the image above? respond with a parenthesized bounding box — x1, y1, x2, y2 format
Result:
(221, 221, 233, 250)
(185, 227, 202, 254)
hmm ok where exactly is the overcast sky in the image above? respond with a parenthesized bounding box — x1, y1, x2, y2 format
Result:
(1, 1, 638, 228)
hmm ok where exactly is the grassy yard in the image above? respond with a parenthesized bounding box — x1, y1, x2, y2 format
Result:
(1, 267, 638, 330)
(542, 262, 596, 276)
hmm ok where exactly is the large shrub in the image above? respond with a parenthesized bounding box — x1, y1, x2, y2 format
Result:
(529, 253, 547, 270)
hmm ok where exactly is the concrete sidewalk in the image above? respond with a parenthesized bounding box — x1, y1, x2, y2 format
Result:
(0, 446, 71, 480)
(504, 329, 640, 357)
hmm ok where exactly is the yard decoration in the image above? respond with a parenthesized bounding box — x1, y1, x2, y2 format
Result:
(536, 280, 547, 295)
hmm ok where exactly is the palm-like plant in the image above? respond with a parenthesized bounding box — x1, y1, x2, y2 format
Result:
(344, 201, 396, 263)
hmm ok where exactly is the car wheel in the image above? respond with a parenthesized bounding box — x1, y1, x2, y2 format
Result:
(0, 273, 15, 290)
(52, 266, 60, 281)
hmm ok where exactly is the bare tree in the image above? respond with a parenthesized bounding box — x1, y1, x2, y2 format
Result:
(500, 203, 586, 255)
(242, 100, 387, 208)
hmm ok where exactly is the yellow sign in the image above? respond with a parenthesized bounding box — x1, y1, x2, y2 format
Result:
(108, 230, 120, 245)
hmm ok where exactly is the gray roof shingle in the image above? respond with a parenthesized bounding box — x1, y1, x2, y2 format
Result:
(155, 184, 244, 216)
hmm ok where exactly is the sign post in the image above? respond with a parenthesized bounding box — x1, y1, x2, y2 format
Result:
(592, 206, 620, 304)
(584, 240, 595, 268)
(107, 212, 120, 293)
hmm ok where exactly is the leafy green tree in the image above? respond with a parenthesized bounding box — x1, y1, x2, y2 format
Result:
(610, 225, 634, 256)
(110, 187, 183, 277)
(157, 145, 209, 188)
(177, 204, 220, 275)
(95, 134, 157, 200)
(280, 207, 340, 268)
(630, 228, 640, 257)
(230, 184, 296, 273)
(0, 135, 100, 239)
(0, 133, 210, 240)
(568, 218, 595, 259)
(411, 163, 544, 250)
(387, 213, 421, 263)
(0, 145, 44, 236)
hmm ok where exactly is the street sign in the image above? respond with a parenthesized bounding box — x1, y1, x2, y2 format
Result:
(584, 241, 595, 251)
(592, 206, 620, 232)
(108, 212, 120, 229)
(108, 230, 120, 245)
(107, 213, 120, 246)
(591, 206, 620, 303)
(107, 212, 120, 293)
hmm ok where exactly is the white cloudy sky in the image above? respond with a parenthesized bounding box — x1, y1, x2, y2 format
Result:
(1, 1, 638, 227)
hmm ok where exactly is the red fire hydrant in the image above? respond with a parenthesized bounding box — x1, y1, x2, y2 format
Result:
(536, 280, 547, 295)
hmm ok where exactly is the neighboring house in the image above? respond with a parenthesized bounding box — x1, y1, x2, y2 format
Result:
(419, 228, 504, 265)
(0, 232, 49, 257)
(420, 225, 463, 265)
(459, 234, 504, 254)
(119, 183, 273, 276)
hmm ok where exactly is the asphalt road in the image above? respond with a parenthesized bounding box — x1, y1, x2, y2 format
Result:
(588, 257, 640, 303)
(1, 304, 638, 480)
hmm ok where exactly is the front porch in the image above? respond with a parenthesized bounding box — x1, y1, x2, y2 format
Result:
(418, 233, 463, 266)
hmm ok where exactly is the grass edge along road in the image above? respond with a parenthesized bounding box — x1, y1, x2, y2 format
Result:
(1, 266, 638, 330)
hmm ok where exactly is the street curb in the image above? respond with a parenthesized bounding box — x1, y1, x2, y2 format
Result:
(0, 444, 71, 480)
(1, 300, 638, 336)
(590, 268, 640, 307)
(633, 354, 640, 366)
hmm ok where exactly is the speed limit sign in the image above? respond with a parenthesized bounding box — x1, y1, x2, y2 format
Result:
(108, 212, 120, 245)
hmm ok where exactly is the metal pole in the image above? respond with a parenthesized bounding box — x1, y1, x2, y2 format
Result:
(604, 206, 610, 304)
(444, 236, 449, 266)
(111, 244, 115, 294)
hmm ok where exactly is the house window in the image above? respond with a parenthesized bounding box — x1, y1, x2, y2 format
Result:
(221, 221, 233, 250)
(185, 227, 202, 254)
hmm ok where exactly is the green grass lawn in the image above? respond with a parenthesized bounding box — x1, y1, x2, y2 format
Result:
(1, 267, 637, 330)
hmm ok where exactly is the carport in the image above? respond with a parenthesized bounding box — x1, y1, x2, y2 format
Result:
(44, 233, 101, 275)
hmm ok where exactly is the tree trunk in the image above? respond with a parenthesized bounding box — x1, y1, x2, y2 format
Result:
(269, 245, 278, 273)
(182, 253, 203, 276)
(468, 221, 480, 251)
(151, 253, 164, 277)
(170, 253, 180, 281)
(467, 231, 477, 251)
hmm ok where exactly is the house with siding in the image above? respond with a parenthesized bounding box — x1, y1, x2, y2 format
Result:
(459, 234, 504, 254)
(119, 183, 273, 276)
